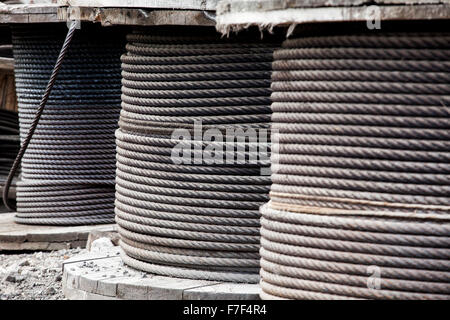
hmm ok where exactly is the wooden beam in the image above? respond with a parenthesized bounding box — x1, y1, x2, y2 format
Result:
(0, 3, 62, 24)
(217, 0, 450, 14)
(0, 213, 116, 251)
(58, 0, 218, 11)
(216, 2, 450, 32)
(1, 3, 216, 26)
(60, 6, 215, 26)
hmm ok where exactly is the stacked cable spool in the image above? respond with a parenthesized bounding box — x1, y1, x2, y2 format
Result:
(12, 23, 124, 225)
(261, 30, 450, 299)
(0, 109, 19, 184)
(116, 28, 278, 283)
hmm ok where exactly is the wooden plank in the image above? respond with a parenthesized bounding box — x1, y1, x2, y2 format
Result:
(59, 0, 218, 11)
(2, 4, 61, 15)
(0, 13, 29, 24)
(63, 287, 121, 300)
(28, 12, 59, 23)
(121, 276, 219, 300)
(62, 247, 259, 300)
(183, 282, 261, 300)
(60, 7, 215, 26)
(0, 212, 116, 251)
(216, 3, 450, 32)
(0, 13, 61, 24)
(1, 3, 216, 26)
(217, 0, 450, 14)
(0, 3, 63, 24)
(0, 241, 73, 251)
(63, 246, 120, 266)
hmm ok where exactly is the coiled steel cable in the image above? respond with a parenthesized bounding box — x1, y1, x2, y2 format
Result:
(261, 31, 450, 299)
(117, 28, 279, 283)
(2, 23, 77, 210)
(6, 23, 124, 225)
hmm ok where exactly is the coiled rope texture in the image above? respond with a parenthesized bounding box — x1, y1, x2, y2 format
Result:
(11, 24, 124, 225)
(117, 29, 278, 283)
(261, 32, 450, 299)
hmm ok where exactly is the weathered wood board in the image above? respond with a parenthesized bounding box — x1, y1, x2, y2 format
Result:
(63, 246, 261, 300)
(218, 0, 450, 13)
(216, 0, 450, 32)
(0, 3, 61, 23)
(0, 3, 216, 26)
(59, 6, 216, 26)
(0, 213, 116, 251)
(58, 0, 219, 11)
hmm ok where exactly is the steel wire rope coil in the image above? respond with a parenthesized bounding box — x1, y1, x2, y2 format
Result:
(12, 23, 124, 225)
(260, 30, 450, 299)
(260, 204, 450, 300)
(116, 28, 279, 283)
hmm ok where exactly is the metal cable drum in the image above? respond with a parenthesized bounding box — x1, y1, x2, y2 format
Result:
(261, 28, 450, 299)
(116, 27, 279, 283)
(12, 23, 125, 225)
(0, 109, 19, 184)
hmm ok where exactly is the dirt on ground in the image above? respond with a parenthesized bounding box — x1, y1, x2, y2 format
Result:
(0, 248, 87, 300)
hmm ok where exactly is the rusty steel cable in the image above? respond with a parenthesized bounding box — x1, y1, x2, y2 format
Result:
(4, 23, 124, 225)
(116, 28, 279, 283)
(261, 31, 450, 299)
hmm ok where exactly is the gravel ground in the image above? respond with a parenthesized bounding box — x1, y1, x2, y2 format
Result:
(0, 248, 87, 300)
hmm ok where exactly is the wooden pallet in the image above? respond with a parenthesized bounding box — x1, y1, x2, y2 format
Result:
(63, 246, 260, 300)
(0, 212, 116, 251)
